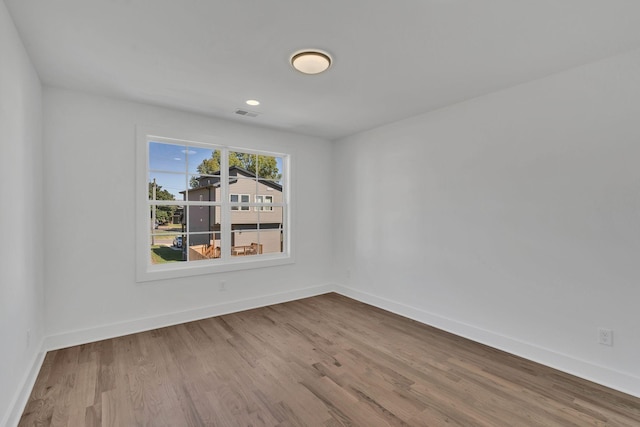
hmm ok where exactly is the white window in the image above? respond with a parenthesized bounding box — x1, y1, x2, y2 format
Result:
(136, 127, 291, 282)
(255, 195, 274, 211)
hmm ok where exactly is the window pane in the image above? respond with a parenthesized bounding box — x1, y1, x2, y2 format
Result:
(229, 205, 284, 256)
(150, 232, 185, 264)
(149, 142, 186, 173)
(149, 203, 181, 228)
(258, 177, 283, 191)
(186, 205, 219, 233)
(256, 155, 283, 180)
(258, 206, 284, 254)
(257, 228, 284, 254)
(185, 175, 220, 202)
(187, 233, 220, 261)
(229, 175, 258, 193)
(228, 151, 283, 181)
(258, 204, 283, 224)
(230, 221, 257, 256)
(229, 151, 256, 176)
(189, 173, 220, 191)
(148, 172, 186, 201)
(187, 147, 220, 175)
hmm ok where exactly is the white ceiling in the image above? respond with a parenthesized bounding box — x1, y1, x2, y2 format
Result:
(6, 0, 640, 140)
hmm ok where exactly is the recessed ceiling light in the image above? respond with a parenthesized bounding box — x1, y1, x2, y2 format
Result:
(246, 99, 260, 106)
(291, 50, 332, 75)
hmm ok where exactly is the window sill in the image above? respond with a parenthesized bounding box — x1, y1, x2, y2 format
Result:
(136, 253, 294, 283)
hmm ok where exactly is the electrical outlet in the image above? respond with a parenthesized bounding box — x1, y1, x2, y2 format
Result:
(598, 328, 613, 346)
(219, 280, 227, 292)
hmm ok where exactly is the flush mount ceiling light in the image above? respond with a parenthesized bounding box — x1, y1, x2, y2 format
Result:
(246, 99, 260, 106)
(290, 50, 332, 74)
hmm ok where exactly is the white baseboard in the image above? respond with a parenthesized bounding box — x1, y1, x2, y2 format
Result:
(334, 284, 640, 399)
(2, 341, 46, 427)
(44, 283, 334, 351)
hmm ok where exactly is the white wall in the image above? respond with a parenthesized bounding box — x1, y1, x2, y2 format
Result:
(42, 87, 334, 348)
(0, 1, 45, 425)
(3, 9, 639, 423)
(334, 49, 640, 396)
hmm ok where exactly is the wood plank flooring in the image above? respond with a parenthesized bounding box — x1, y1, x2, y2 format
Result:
(19, 293, 640, 426)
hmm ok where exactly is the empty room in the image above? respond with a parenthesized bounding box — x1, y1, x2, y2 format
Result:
(1, 1, 639, 426)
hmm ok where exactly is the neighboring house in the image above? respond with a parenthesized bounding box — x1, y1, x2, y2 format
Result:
(180, 166, 283, 258)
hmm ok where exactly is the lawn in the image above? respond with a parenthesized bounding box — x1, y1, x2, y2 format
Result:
(150, 245, 183, 264)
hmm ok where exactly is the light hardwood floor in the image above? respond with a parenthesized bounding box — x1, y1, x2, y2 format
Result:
(19, 293, 640, 426)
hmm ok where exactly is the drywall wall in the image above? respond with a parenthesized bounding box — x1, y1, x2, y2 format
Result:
(333, 49, 640, 396)
(42, 87, 334, 348)
(0, 2, 45, 425)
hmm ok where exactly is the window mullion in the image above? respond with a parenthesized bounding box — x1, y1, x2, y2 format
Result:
(220, 147, 230, 260)
(184, 148, 190, 261)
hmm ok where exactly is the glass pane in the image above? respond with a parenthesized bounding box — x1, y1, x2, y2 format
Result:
(185, 175, 220, 202)
(149, 232, 186, 264)
(149, 204, 182, 228)
(257, 204, 283, 224)
(148, 171, 187, 200)
(257, 228, 284, 255)
(187, 147, 220, 175)
(228, 152, 282, 181)
(160, 215, 185, 231)
(186, 205, 219, 234)
(229, 174, 258, 193)
(230, 221, 258, 256)
(187, 232, 220, 261)
(259, 176, 283, 189)
(258, 206, 284, 254)
(149, 141, 187, 173)
(229, 151, 256, 176)
(188, 173, 220, 190)
(256, 155, 283, 181)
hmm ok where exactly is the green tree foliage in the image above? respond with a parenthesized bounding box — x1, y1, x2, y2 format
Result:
(149, 181, 176, 224)
(195, 151, 281, 186)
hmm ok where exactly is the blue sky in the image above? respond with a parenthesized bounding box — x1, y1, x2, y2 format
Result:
(148, 142, 214, 199)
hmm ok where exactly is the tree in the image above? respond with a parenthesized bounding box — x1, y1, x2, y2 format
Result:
(149, 181, 176, 224)
(194, 151, 281, 186)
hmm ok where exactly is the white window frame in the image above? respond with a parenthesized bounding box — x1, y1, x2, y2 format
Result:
(136, 126, 293, 282)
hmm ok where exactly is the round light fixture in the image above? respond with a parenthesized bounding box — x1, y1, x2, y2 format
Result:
(291, 50, 332, 75)
(246, 99, 260, 106)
